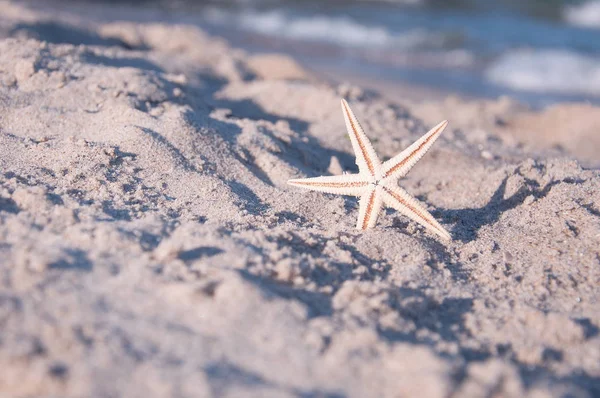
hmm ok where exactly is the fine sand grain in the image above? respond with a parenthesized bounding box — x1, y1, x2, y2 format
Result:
(0, 2, 599, 397)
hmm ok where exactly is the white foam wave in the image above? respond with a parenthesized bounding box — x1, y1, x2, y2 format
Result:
(485, 49, 600, 96)
(564, 1, 600, 29)
(204, 8, 442, 49)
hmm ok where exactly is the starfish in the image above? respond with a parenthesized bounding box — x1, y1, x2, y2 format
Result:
(288, 99, 451, 241)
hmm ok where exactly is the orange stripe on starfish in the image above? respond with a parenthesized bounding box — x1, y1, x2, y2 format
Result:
(383, 187, 438, 231)
(342, 100, 375, 176)
(292, 180, 369, 188)
(383, 121, 446, 178)
(361, 189, 376, 230)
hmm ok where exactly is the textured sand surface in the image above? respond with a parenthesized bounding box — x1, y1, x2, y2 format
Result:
(0, 2, 599, 397)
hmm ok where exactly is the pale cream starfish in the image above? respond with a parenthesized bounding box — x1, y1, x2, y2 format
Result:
(288, 99, 451, 241)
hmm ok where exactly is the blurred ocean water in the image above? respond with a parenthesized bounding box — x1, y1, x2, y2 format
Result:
(46, 0, 600, 105)
(190, 0, 600, 106)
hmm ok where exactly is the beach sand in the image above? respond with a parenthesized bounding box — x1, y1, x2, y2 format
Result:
(0, 1, 599, 397)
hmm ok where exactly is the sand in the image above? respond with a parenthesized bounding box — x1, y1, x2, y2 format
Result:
(0, 1, 599, 397)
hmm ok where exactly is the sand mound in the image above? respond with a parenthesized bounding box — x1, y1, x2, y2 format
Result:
(0, 2, 599, 397)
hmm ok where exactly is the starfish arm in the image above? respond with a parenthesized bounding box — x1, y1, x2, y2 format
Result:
(382, 185, 451, 240)
(381, 120, 448, 181)
(356, 187, 383, 230)
(341, 99, 381, 177)
(288, 174, 370, 196)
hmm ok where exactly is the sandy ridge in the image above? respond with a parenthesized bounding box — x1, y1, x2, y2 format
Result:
(0, 2, 599, 397)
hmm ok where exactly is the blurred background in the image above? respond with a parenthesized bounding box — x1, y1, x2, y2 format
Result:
(35, 0, 600, 106)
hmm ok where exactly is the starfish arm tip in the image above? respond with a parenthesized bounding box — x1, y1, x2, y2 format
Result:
(341, 98, 350, 112)
(432, 120, 449, 134)
(424, 224, 453, 242)
(428, 222, 452, 241)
